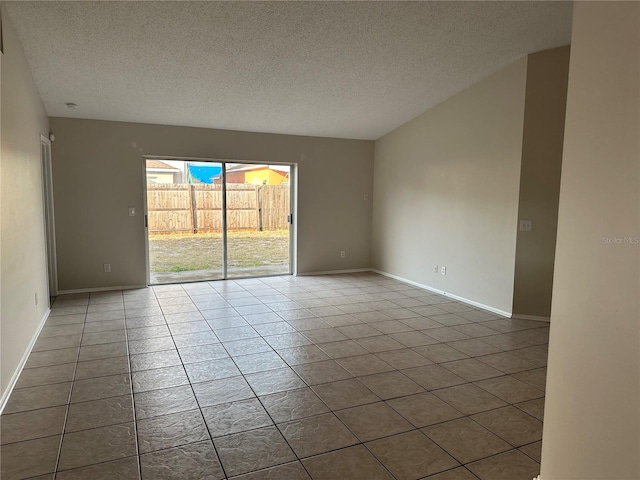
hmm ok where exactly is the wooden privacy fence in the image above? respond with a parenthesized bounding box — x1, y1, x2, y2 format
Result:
(147, 184, 290, 234)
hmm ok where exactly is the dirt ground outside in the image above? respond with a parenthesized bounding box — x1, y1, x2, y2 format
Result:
(148, 230, 290, 282)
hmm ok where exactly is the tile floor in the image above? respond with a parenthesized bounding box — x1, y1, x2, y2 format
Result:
(0, 272, 548, 480)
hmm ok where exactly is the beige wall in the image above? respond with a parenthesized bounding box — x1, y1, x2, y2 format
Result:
(512, 47, 570, 319)
(0, 6, 50, 398)
(372, 58, 528, 314)
(49, 118, 373, 290)
(541, 3, 639, 479)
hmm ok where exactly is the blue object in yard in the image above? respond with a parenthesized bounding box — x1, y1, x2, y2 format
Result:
(187, 164, 222, 184)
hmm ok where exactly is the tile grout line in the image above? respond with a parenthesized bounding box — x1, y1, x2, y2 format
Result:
(155, 282, 232, 480)
(51, 295, 89, 478)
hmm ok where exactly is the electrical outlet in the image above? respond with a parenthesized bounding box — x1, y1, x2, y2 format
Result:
(363, 194, 369, 201)
(340, 251, 346, 258)
(128, 207, 136, 216)
(440, 266, 446, 275)
(104, 263, 111, 273)
(434, 265, 439, 273)
(519, 220, 532, 231)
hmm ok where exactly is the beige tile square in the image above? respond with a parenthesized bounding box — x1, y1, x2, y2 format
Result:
(140, 440, 224, 480)
(214, 426, 296, 477)
(402, 364, 467, 390)
(134, 385, 198, 419)
(279, 413, 358, 458)
(355, 335, 405, 353)
(0, 435, 60, 480)
(376, 349, 433, 369)
(423, 467, 480, 479)
(74, 356, 130, 380)
(509, 346, 548, 367)
(3, 382, 72, 414)
(58, 423, 137, 470)
(302, 445, 394, 480)
(66, 395, 134, 432)
(317, 339, 369, 358)
(515, 398, 545, 421)
(337, 354, 395, 376)
(131, 349, 182, 371)
(264, 332, 312, 349)
(424, 327, 470, 343)
(202, 398, 273, 437)
(15, 363, 76, 389)
(441, 359, 503, 382)
(231, 461, 311, 479)
(184, 358, 241, 383)
(71, 374, 131, 403)
(387, 392, 464, 427)
(24, 347, 79, 369)
(471, 406, 543, 446)
(368, 319, 414, 333)
(1, 406, 67, 445)
(56, 457, 140, 480)
(389, 330, 440, 347)
(432, 384, 507, 415)
(245, 367, 306, 395)
(193, 376, 255, 407)
(260, 387, 329, 423)
(412, 344, 469, 363)
(366, 430, 459, 480)
(358, 371, 424, 400)
(78, 342, 128, 361)
(292, 360, 352, 385)
(132, 366, 189, 393)
(337, 324, 383, 339)
(422, 417, 512, 463)
(276, 345, 330, 365)
(335, 401, 413, 441)
(513, 367, 547, 390)
(312, 378, 380, 410)
(300, 327, 347, 343)
(477, 351, 537, 374)
(519, 440, 542, 462)
(467, 450, 540, 480)
(137, 410, 209, 454)
(234, 351, 287, 374)
(475, 375, 544, 404)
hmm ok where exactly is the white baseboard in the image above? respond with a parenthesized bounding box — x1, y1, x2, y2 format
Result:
(297, 268, 373, 276)
(0, 308, 51, 414)
(533, 476, 541, 480)
(512, 314, 550, 323)
(57, 284, 148, 295)
(372, 269, 511, 318)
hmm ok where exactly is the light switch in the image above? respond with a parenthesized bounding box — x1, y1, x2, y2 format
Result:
(129, 207, 136, 216)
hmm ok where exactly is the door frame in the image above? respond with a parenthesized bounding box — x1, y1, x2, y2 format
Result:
(143, 156, 296, 284)
(40, 134, 58, 297)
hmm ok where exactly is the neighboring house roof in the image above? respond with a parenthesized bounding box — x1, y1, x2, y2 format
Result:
(225, 164, 289, 174)
(147, 160, 180, 172)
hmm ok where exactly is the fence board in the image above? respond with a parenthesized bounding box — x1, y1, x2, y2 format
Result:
(147, 183, 289, 234)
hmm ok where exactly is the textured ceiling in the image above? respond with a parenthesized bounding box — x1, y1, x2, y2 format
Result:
(6, 1, 572, 140)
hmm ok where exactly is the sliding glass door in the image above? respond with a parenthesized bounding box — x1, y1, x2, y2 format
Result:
(225, 163, 291, 278)
(145, 159, 292, 284)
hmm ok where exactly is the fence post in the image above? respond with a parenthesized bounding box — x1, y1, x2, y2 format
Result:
(190, 184, 198, 234)
(257, 186, 263, 232)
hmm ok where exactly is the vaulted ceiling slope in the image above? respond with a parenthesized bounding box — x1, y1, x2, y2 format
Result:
(6, 1, 572, 140)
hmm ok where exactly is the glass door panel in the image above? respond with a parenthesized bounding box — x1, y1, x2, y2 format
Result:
(225, 163, 291, 278)
(146, 159, 224, 283)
